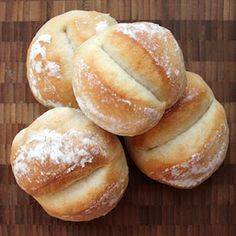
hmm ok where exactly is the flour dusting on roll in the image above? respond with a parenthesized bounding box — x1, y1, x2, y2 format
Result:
(73, 22, 186, 136)
(116, 23, 183, 88)
(125, 71, 229, 189)
(27, 10, 117, 108)
(11, 107, 128, 221)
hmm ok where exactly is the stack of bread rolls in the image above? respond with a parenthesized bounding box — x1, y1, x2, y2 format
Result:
(11, 10, 229, 221)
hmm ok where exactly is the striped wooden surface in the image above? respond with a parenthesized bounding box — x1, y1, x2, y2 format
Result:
(0, 0, 235, 235)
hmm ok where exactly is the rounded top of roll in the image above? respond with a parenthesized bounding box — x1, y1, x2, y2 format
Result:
(27, 10, 117, 108)
(11, 107, 122, 197)
(125, 71, 229, 188)
(73, 22, 186, 136)
(107, 22, 187, 107)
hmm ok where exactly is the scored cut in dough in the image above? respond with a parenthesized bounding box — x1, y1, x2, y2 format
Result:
(27, 10, 117, 108)
(11, 107, 129, 221)
(125, 71, 229, 189)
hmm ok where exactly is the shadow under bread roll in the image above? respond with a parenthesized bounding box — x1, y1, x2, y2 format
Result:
(125, 71, 229, 189)
(11, 107, 128, 221)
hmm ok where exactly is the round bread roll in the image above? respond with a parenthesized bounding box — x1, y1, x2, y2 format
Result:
(11, 107, 128, 221)
(27, 10, 117, 108)
(73, 22, 186, 136)
(125, 71, 229, 189)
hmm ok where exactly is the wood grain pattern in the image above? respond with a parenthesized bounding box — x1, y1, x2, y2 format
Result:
(0, 0, 235, 235)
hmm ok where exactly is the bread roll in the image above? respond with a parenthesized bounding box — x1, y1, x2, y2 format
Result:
(73, 22, 186, 136)
(125, 72, 229, 189)
(11, 108, 128, 221)
(27, 10, 117, 108)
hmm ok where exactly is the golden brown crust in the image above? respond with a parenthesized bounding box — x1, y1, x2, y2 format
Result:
(11, 107, 128, 221)
(125, 72, 229, 189)
(73, 22, 186, 136)
(38, 157, 128, 221)
(27, 10, 117, 108)
(41, 178, 128, 222)
(103, 23, 186, 107)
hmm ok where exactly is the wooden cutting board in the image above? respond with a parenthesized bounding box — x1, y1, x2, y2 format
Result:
(0, 0, 235, 235)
